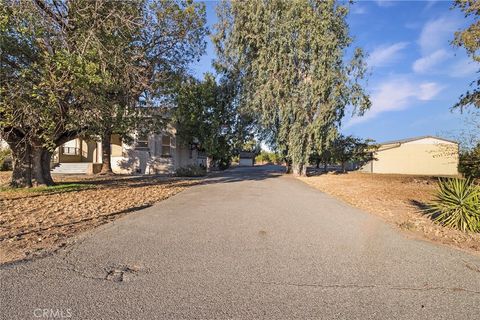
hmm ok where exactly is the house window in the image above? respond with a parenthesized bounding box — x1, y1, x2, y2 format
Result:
(161, 135, 171, 157)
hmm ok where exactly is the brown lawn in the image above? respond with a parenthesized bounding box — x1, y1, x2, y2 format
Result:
(298, 172, 480, 255)
(0, 172, 198, 264)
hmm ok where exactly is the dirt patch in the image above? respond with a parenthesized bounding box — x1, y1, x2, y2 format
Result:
(0, 172, 199, 264)
(298, 172, 480, 255)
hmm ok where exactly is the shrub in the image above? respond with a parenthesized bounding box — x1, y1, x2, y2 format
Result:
(175, 165, 206, 177)
(0, 148, 12, 171)
(425, 178, 480, 232)
(459, 144, 480, 179)
(255, 151, 282, 164)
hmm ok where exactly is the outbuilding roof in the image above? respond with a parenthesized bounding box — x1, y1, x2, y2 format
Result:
(239, 151, 255, 158)
(379, 135, 458, 146)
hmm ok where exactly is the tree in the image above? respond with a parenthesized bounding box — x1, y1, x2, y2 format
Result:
(310, 129, 338, 171)
(212, 0, 370, 176)
(0, 0, 207, 185)
(174, 73, 235, 171)
(241, 139, 261, 154)
(310, 148, 333, 171)
(88, 0, 207, 175)
(256, 150, 282, 164)
(330, 135, 376, 173)
(452, 0, 480, 110)
(459, 143, 480, 178)
(1, 0, 109, 187)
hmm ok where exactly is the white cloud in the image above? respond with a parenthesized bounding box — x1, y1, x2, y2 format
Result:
(413, 16, 463, 74)
(418, 82, 443, 100)
(418, 17, 461, 55)
(345, 77, 443, 127)
(412, 49, 450, 73)
(351, 4, 367, 15)
(449, 58, 479, 78)
(368, 42, 409, 68)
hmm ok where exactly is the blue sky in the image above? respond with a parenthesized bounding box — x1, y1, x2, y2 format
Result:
(190, 0, 477, 144)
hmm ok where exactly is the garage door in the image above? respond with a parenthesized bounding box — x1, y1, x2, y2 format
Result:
(239, 158, 253, 166)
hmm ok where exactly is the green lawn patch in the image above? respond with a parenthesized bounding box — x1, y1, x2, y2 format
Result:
(0, 183, 95, 194)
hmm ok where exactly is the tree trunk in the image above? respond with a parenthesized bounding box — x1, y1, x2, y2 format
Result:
(342, 162, 346, 173)
(292, 162, 307, 176)
(10, 141, 32, 188)
(315, 159, 320, 169)
(292, 163, 301, 176)
(41, 149, 54, 185)
(99, 132, 113, 175)
(301, 165, 307, 176)
(31, 146, 54, 186)
(323, 162, 328, 172)
(285, 159, 292, 174)
(206, 156, 213, 173)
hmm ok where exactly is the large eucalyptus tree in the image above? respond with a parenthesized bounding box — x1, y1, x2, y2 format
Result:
(213, 0, 370, 175)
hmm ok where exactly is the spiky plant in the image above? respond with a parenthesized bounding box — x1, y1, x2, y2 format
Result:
(426, 178, 480, 232)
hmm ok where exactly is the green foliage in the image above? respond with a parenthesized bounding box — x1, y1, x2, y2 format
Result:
(241, 139, 261, 154)
(175, 165, 206, 177)
(0, 148, 11, 171)
(213, 0, 370, 175)
(426, 178, 480, 232)
(256, 151, 282, 164)
(86, 0, 208, 147)
(452, 0, 480, 110)
(330, 135, 376, 172)
(309, 142, 334, 169)
(459, 143, 480, 178)
(1, 0, 207, 186)
(174, 73, 235, 169)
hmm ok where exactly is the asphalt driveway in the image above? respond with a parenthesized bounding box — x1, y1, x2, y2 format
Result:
(1, 165, 479, 319)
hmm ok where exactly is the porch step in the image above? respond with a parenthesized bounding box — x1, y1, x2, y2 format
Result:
(51, 162, 90, 174)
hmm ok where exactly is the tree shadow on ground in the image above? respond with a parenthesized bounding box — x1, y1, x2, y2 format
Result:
(52, 165, 284, 190)
(306, 167, 348, 177)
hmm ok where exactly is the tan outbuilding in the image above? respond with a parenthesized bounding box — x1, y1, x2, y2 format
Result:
(360, 136, 459, 176)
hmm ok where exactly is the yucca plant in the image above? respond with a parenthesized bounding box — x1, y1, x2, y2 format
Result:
(425, 178, 480, 232)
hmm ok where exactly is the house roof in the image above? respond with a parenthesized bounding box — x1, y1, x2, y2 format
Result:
(378, 135, 458, 146)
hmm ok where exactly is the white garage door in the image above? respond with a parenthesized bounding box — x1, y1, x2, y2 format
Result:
(239, 158, 253, 166)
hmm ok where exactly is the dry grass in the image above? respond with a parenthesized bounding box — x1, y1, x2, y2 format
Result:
(0, 172, 198, 264)
(298, 171, 480, 255)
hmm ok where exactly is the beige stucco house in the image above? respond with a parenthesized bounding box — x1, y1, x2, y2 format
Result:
(360, 136, 459, 176)
(53, 126, 206, 174)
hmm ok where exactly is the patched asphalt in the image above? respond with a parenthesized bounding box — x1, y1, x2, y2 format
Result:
(1, 165, 479, 319)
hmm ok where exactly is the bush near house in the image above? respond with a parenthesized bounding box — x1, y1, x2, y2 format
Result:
(175, 165, 206, 177)
(459, 144, 480, 179)
(426, 178, 480, 232)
